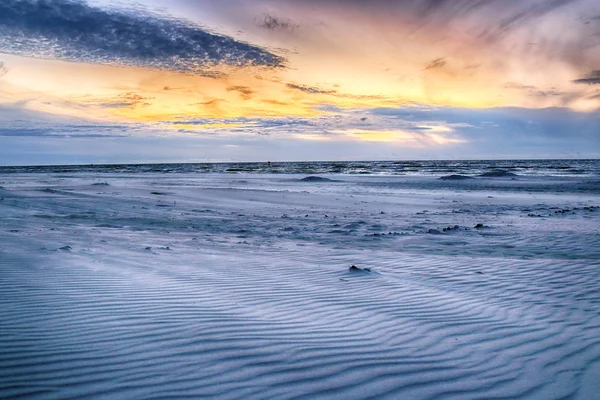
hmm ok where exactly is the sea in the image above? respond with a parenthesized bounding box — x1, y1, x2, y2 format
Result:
(1, 159, 599, 177)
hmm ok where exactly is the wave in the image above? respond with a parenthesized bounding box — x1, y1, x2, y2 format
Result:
(1, 159, 599, 177)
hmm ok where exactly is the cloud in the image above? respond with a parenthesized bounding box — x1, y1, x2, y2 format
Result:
(256, 13, 299, 32)
(504, 82, 565, 97)
(573, 70, 600, 85)
(226, 86, 254, 100)
(0, 0, 285, 75)
(424, 57, 447, 71)
(286, 83, 336, 95)
(285, 83, 387, 102)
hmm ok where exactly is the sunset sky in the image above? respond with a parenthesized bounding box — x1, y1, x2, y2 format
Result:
(1, 0, 599, 164)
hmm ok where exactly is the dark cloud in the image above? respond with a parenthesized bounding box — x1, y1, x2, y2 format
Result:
(285, 83, 392, 103)
(256, 13, 299, 32)
(286, 83, 336, 95)
(285, 83, 386, 100)
(0, 0, 285, 74)
(573, 70, 600, 85)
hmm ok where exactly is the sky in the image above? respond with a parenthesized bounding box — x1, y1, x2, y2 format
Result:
(0, 0, 599, 165)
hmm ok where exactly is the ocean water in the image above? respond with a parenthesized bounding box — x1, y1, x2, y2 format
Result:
(1, 159, 599, 177)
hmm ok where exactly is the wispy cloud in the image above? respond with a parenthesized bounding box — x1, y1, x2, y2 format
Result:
(0, 0, 285, 74)
(504, 82, 565, 98)
(424, 57, 446, 71)
(286, 83, 336, 95)
(226, 86, 255, 100)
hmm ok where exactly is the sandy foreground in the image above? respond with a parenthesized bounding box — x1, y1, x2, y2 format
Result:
(1, 172, 599, 399)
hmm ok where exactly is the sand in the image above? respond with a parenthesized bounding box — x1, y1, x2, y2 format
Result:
(1, 172, 599, 399)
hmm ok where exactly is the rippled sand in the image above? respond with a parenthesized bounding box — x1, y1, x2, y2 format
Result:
(1, 172, 599, 399)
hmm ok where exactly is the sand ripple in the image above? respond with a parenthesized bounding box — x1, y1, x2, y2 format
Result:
(2, 248, 600, 399)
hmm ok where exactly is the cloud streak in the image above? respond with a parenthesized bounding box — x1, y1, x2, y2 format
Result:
(0, 0, 285, 74)
(573, 70, 600, 85)
(286, 83, 336, 95)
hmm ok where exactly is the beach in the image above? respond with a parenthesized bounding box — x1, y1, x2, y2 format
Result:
(1, 163, 600, 399)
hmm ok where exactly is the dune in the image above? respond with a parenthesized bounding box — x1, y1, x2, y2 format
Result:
(0, 171, 599, 399)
